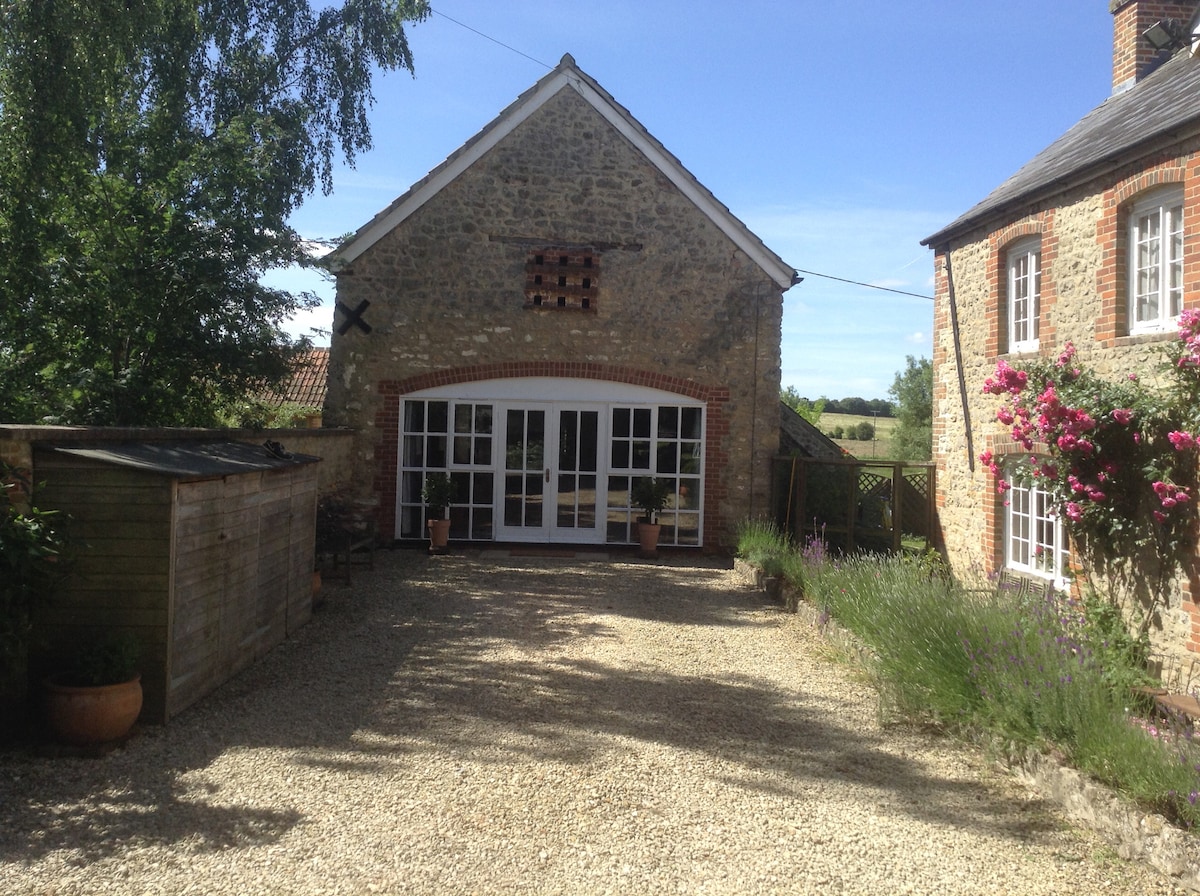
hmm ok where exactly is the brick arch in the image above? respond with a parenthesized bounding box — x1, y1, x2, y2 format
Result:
(369, 363, 732, 545)
(1098, 164, 1190, 345)
(988, 212, 1056, 356)
(383, 362, 722, 403)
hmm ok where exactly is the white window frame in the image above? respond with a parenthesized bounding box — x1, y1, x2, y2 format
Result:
(1129, 187, 1184, 334)
(1006, 237, 1041, 353)
(1004, 465, 1069, 588)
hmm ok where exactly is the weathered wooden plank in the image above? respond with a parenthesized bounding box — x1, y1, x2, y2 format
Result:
(36, 605, 166, 628)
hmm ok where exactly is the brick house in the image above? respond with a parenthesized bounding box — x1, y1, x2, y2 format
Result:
(322, 55, 798, 550)
(922, 1, 1200, 653)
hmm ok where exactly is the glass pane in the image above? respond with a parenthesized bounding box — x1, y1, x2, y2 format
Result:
(612, 441, 629, 468)
(472, 507, 493, 540)
(528, 412, 545, 471)
(403, 400, 425, 432)
(578, 474, 596, 528)
(453, 436, 471, 465)
(428, 401, 449, 433)
(632, 440, 651, 469)
(403, 435, 424, 467)
(525, 473, 542, 526)
(559, 411, 578, 472)
(680, 442, 701, 474)
(454, 403, 473, 433)
(557, 474, 575, 528)
(472, 472, 493, 502)
(506, 410, 524, 470)
(681, 407, 702, 440)
(504, 474, 523, 526)
(657, 442, 678, 474)
(633, 408, 651, 438)
(476, 405, 493, 434)
(580, 412, 598, 472)
(658, 406, 678, 438)
(426, 435, 447, 468)
(474, 436, 492, 466)
(613, 407, 630, 438)
(679, 477, 700, 510)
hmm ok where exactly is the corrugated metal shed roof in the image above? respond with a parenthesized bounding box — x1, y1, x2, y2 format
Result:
(923, 50, 1200, 247)
(50, 440, 319, 479)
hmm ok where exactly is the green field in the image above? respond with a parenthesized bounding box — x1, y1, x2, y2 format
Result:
(818, 412, 897, 458)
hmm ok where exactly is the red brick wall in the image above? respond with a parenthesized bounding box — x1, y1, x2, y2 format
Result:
(370, 363, 732, 549)
(1111, 0, 1200, 92)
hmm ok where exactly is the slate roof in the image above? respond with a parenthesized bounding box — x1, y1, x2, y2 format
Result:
(922, 48, 1200, 248)
(327, 54, 798, 291)
(778, 402, 844, 459)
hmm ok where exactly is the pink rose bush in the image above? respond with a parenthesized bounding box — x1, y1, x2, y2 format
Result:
(981, 336, 1198, 558)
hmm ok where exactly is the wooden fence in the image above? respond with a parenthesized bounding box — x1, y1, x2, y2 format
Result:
(771, 456, 937, 555)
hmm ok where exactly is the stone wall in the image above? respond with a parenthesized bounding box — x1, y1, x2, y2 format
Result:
(325, 87, 784, 547)
(931, 138, 1200, 657)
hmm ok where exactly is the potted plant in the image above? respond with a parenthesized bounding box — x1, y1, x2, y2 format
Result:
(631, 476, 671, 558)
(422, 472, 455, 554)
(43, 631, 143, 746)
(0, 467, 70, 741)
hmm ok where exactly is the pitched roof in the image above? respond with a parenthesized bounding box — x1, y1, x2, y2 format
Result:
(327, 54, 798, 291)
(263, 347, 329, 409)
(922, 48, 1200, 248)
(778, 402, 844, 459)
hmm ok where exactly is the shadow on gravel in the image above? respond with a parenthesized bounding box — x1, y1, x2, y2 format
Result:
(0, 549, 1057, 865)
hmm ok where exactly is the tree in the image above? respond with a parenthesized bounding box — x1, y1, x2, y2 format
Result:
(888, 356, 933, 461)
(781, 386, 825, 427)
(0, 0, 429, 425)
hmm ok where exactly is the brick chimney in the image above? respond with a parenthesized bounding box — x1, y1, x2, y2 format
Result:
(1111, 0, 1200, 92)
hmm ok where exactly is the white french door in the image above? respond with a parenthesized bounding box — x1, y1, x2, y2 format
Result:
(496, 403, 604, 543)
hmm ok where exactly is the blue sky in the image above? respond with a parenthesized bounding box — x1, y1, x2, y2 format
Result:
(274, 0, 1116, 400)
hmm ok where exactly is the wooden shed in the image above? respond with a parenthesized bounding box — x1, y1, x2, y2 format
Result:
(31, 440, 319, 724)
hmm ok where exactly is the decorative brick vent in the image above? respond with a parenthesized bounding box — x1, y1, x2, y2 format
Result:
(524, 249, 599, 310)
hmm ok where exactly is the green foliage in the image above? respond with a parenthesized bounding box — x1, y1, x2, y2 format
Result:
(982, 337, 1199, 583)
(767, 538, 1200, 828)
(781, 387, 825, 426)
(216, 401, 322, 430)
(853, 421, 875, 441)
(0, 0, 429, 425)
(735, 519, 790, 577)
(0, 468, 70, 676)
(63, 631, 141, 687)
(888, 356, 933, 461)
(631, 476, 671, 523)
(421, 472, 454, 517)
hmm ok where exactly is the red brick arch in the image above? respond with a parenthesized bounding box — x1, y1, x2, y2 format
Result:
(370, 362, 731, 546)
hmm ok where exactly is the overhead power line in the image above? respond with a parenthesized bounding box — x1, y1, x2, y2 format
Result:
(430, 8, 553, 70)
(794, 269, 934, 301)
(429, 10, 933, 305)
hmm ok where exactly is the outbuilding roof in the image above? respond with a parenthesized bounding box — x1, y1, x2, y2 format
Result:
(922, 48, 1200, 248)
(49, 440, 319, 480)
(327, 54, 798, 291)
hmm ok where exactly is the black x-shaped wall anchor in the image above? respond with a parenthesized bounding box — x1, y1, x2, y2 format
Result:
(335, 299, 373, 335)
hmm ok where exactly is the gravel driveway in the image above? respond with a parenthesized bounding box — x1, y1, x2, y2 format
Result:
(0, 549, 1188, 895)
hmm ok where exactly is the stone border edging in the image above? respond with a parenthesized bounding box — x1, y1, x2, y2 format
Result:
(731, 559, 1200, 891)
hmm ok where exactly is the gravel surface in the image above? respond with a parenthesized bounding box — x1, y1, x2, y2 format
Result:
(0, 549, 1189, 895)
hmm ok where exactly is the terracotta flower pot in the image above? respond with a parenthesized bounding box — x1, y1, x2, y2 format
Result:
(637, 519, 661, 559)
(427, 517, 451, 554)
(43, 675, 143, 745)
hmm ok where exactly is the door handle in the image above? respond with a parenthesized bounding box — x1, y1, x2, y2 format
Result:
(545, 468, 550, 483)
